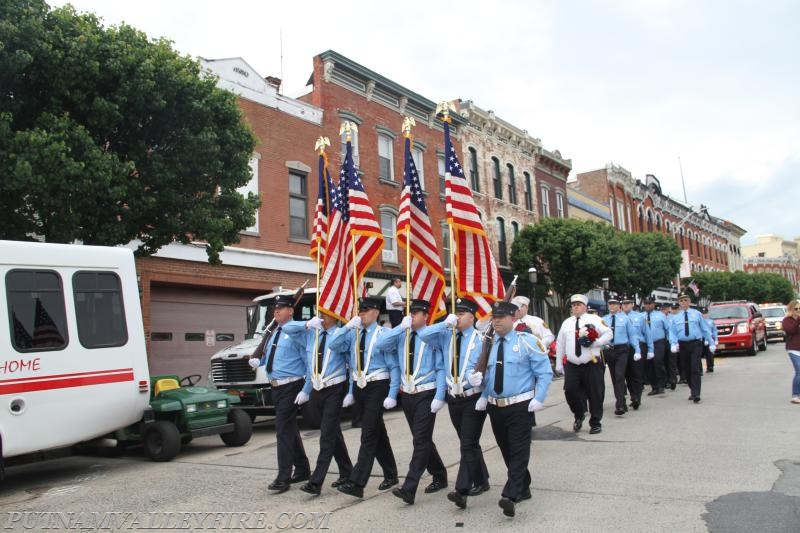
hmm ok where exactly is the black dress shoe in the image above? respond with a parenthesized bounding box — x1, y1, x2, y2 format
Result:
(678, 379, 688, 385)
(647, 389, 659, 396)
(378, 477, 399, 490)
(498, 497, 515, 517)
(693, 397, 701, 403)
(290, 471, 310, 484)
(573, 414, 585, 432)
(670, 382, 677, 390)
(330, 477, 348, 488)
(688, 395, 695, 401)
(424, 479, 447, 494)
(614, 408, 625, 416)
(268, 480, 290, 493)
(336, 481, 363, 498)
(707, 368, 714, 373)
(300, 482, 321, 495)
(631, 399, 640, 410)
(447, 491, 467, 509)
(589, 425, 602, 434)
(392, 487, 415, 505)
(468, 483, 490, 496)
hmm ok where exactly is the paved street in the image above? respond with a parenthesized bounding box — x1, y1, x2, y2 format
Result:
(2, 342, 798, 532)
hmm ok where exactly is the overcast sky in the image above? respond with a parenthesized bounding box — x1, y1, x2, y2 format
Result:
(49, 0, 799, 245)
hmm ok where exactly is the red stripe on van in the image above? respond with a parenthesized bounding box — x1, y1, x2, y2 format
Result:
(0, 370, 134, 394)
(0, 368, 134, 384)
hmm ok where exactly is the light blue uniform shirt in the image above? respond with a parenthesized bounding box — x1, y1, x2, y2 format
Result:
(668, 308, 713, 346)
(328, 321, 400, 397)
(704, 317, 719, 344)
(282, 322, 350, 396)
(257, 321, 307, 380)
(378, 325, 446, 402)
(627, 310, 654, 354)
(644, 310, 670, 342)
(480, 330, 553, 404)
(603, 311, 641, 354)
(418, 323, 484, 396)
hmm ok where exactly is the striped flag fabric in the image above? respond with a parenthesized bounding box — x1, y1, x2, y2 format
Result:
(309, 153, 335, 264)
(443, 121, 505, 317)
(397, 136, 446, 323)
(32, 298, 65, 348)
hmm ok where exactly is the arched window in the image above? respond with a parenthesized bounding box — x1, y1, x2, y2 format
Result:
(468, 147, 480, 192)
(507, 163, 517, 205)
(496, 217, 507, 265)
(492, 157, 502, 199)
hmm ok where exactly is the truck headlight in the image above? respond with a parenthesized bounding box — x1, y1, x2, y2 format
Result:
(186, 403, 197, 413)
(776, 322, 782, 330)
(736, 322, 748, 334)
(216, 400, 227, 409)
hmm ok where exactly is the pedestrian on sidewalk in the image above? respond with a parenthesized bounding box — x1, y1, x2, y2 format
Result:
(781, 299, 800, 404)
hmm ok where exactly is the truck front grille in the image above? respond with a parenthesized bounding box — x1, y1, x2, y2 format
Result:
(210, 358, 256, 384)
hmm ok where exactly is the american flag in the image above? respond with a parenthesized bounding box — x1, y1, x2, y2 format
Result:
(12, 312, 33, 349)
(309, 153, 335, 265)
(687, 279, 700, 296)
(443, 121, 505, 318)
(32, 298, 65, 347)
(317, 140, 383, 321)
(397, 136, 446, 323)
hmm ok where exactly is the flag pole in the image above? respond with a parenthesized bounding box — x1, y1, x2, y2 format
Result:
(401, 118, 415, 385)
(449, 223, 458, 383)
(340, 122, 362, 378)
(313, 139, 330, 378)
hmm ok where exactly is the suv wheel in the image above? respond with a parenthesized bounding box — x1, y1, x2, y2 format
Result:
(220, 408, 253, 447)
(746, 334, 757, 356)
(758, 335, 768, 351)
(143, 421, 181, 461)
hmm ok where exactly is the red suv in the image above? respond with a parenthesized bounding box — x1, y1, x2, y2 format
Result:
(708, 301, 768, 355)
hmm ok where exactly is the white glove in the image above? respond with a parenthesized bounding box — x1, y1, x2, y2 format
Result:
(474, 397, 488, 411)
(383, 397, 397, 410)
(468, 371, 483, 387)
(307, 316, 323, 330)
(294, 391, 309, 405)
(528, 399, 544, 412)
(709, 345, 716, 354)
(444, 314, 458, 328)
(345, 316, 362, 330)
(342, 394, 355, 408)
(671, 344, 679, 353)
(647, 352, 655, 360)
(704, 340, 709, 346)
(633, 353, 642, 362)
(399, 316, 412, 330)
(430, 399, 445, 413)
(555, 363, 564, 375)
(248, 358, 260, 369)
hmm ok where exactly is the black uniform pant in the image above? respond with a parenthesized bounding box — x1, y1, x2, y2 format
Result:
(626, 346, 645, 403)
(400, 389, 447, 493)
(678, 345, 691, 382)
(679, 340, 703, 398)
(447, 393, 489, 494)
(488, 401, 535, 502)
(605, 345, 629, 410)
(272, 379, 310, 482)
(665, 344, 679, 386)
(350, 379, 398, 487)
(564, 359, 605, 427)
(703, 344, 714, 371)
(388, 310, 404, 328)
(645, 339, 667, 391)
(309, 381, 352, 485)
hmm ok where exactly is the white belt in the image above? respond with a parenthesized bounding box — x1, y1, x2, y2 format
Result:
(269, 376, 304, 387)
(449, 386, 482, 398)
(353, 370, 390, 389)
(488, 390, 535, 407)
(404, 381, 437, 394)
(319, 375, 347, 388)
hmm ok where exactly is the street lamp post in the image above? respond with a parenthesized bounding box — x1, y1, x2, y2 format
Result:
(528, 267, 538, 317)
(601, 277, 609, 313)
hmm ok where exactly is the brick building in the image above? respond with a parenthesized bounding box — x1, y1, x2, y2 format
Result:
(743, 235, 800, 294)
(571, 164, 745, 274)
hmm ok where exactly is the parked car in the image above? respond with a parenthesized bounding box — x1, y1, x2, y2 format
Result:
(114, 374, 252, 461)
(708, 301, 767, 356)
(759, 303, 788, 343)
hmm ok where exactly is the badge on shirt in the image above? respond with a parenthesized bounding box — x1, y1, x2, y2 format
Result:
(512, 344, 520, 352)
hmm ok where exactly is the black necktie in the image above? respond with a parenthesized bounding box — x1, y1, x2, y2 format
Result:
(575, 317, 581, 356)
(455, 332, 463, 373)
(494, 337, 505, 394)
(358, 330, 366, 371)
(684, 311, 690, 336)
(647, 311, 651, 326)
(266, 326, 282, 373)
(611, 315, 616, 343)
(317, 331, 327, 372)
(409, 331, 417, 371)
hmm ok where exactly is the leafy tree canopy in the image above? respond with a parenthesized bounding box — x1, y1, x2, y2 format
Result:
(692, 271, 795, 304)
(613, 232, 682, 302)
(0, 0, 258, 263)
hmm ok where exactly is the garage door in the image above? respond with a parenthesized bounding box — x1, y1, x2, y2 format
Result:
(149, 287, 260, 381)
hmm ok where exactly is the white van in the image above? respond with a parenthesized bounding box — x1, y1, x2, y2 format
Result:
(0, 240, 150, 472)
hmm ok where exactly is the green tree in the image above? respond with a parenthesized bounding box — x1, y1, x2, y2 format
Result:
(0, 0, 258, 263)
(692, 271, 795, 304)
(510, 218, 626, 310)
(614, 232, 682, 302)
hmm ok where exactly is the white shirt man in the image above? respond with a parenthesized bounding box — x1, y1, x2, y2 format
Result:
(510, 296, 555, 348)
(385, 278, 404, 327)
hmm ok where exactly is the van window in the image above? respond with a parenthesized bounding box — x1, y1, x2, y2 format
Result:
(73, 271, 128, 348)
(6, 269, 68, 352)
